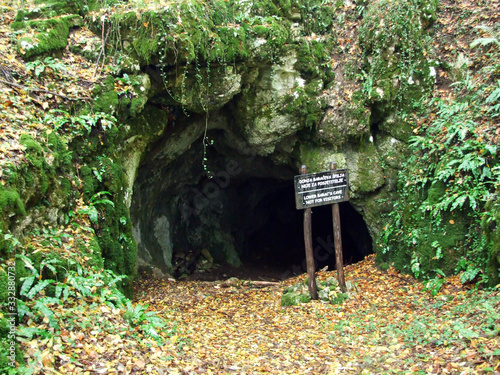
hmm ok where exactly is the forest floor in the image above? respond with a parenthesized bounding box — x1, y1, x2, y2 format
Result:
(18, 254, 500, 373)
(124, 255, 500, 374)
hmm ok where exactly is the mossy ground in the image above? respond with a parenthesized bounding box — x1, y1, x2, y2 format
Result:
(281, 276, 348, 306)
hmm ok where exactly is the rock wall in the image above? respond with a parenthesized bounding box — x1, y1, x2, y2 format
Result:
(8, 0, 442, 278)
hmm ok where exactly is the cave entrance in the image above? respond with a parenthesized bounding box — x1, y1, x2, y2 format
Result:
(130, 124, 373, 281)
(244, 189, 373, 280)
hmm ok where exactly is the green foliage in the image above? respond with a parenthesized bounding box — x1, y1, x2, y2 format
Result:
(76, 155, 137, 294)
(10, 253, 171, 371)
(25, 56, 67, 77)
(423, 269, 446, 296)
(15, 0, 94, 19)
(358, 0, 438, 111)
(123, 301, 166, 341)
(44, 109, 118, 137)
(281, 277, 347, 306)
(78, 191, 115, 224)
(470, 25, 500, 50)
(0, 131, 74, 258)
(378, 59, 500, 285)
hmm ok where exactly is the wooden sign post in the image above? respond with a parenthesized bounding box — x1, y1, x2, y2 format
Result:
(294, 163, 349, 298)
(330, 162, 347, 293)
(300, 165, 318, 300)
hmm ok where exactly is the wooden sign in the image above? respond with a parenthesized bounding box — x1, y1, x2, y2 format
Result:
(294, 169, 349, 210)
(296, 164, 348, 299)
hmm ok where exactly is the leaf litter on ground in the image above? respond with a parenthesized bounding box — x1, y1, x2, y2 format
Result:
(127, 254, 499, 374)
(17, 254, 500, 373)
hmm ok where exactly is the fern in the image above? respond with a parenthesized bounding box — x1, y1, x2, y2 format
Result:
(486, 80, 500, 104)
(470, 25, 500, 49)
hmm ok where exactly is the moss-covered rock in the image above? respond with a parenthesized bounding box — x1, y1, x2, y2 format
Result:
(15, 0, 95, 20)
(318, 101, 370, 146)
(281, 276, 349, 306)
(160, 65, 244, 113)
(346, 142, 385, 195)
(378, 179, 477, 279)
(236, 51, 314, 155)
(298, 144, 347, 173)
(359, 0, 438, 115)
(281, 291, 312, 306)
(12, 15, 83, 59)
(0, 132, 74, 258)
(79, 156, 137, 281)
(88, 1, 292, 67)
(0, 186, 25, 233)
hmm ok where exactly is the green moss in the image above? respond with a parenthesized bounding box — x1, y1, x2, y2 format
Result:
(80, 166, 96, 197)
(12, 15, 82, 59)
(380, 179, 475, 278)
(281, 84, 324, 129)
(0, 187, 25, 219)
(20, 134, 43, 155)
(93, 89, 120, 115)
(47, 132, 73, 167)
(298, 144, 346, 173)
(126, 105, 169, 139)
(379, 114, 414, 142)
(16, 0, 91, 20)
(91, 75, 151, 117)
(296, 39, 335, 82)
(20, 134, 53, 195)
(84, 236, 105, 269)
(298, 0, 334, 35)
(130, 96, 148, 118)
(483, 198, 500, 286)
(281, 291, 311, 306)
(0, 131, 74, 258)
(0, 268, 7, 304)
(358, 0, 436, 112)
(216, 25, 248, 62)
(88, 0, 295, 67)
(77, 153, 137, 295)
(425, 181, 446, 206)
(98, 199, 137, 296)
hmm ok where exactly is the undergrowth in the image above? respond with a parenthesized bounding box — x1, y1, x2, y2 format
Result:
(378, 28, 500, 287)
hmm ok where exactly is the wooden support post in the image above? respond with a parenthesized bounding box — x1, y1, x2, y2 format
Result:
(330, 162, 347, 293)
(300, 165, 318, 300)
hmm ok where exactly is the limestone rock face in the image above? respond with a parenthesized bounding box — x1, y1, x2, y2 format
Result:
(161, 65, 243, 113)
(237, 52, 306, 155)
(317, 104, 370, 145)
(123, 45, 407, 276)
(8, 0, 439, 278)
(345, 144, 385, 195)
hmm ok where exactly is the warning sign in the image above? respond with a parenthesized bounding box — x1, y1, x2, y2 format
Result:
(294, 169, 349, 209)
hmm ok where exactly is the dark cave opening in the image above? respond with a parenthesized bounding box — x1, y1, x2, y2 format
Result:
(131, 124, 374, 281)
(242, 183, 373, 278)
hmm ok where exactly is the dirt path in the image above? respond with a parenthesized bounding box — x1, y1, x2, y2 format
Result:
(134, 255, 500, 374)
